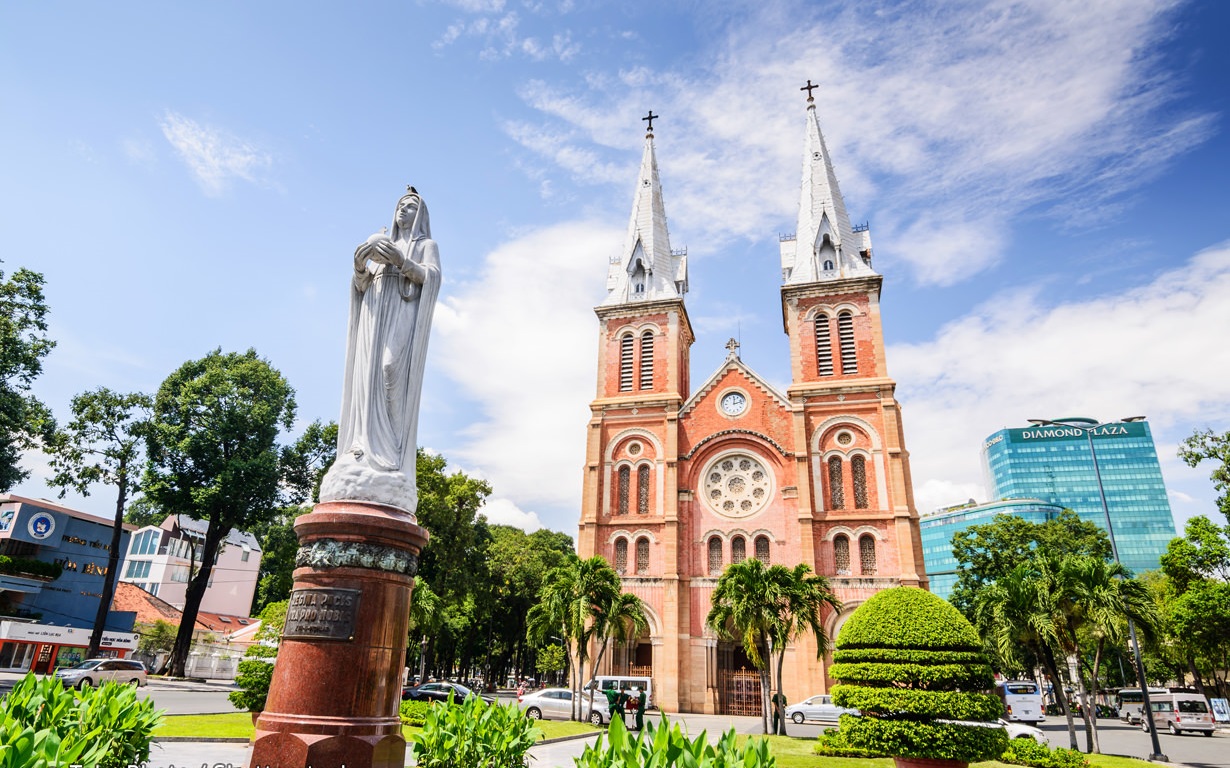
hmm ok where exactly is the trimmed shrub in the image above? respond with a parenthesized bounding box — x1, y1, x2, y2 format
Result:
(1001, 737, 1090, 768)
(830, 587, 1007, 764)
(399, 699, 430, 727)
(0, 673, 162, 768)
(813, 725, 885, 758)
(575, 716, 775, 768)
(228, 643, 276, 712)
(0, 555, 62, 580)
(410, 693, 540, 768)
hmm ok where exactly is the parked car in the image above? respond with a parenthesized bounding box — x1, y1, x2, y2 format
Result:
(401, 680, 493, 705)
(54, 658, 147, 689)
(999, 718, 1046, 743)
(785, 694, 858, 724)
(1139, 693, 1215, 736)
(519, 687, 610, 725)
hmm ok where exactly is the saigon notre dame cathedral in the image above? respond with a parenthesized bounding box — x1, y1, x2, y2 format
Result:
(576, 89, 929, 715)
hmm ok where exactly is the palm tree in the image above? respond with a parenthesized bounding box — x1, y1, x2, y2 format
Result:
(772, 563, 842, 735)
(527, 554, 621, 720)
(409, 581, 442, 682)
(706, 558, 841, 734)
(584, 591, 648, 719)
(974, 562, 1080, 750)
(1058, 554, 1157, 753)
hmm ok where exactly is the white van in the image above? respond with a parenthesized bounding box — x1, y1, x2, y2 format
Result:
(586, 676, 654, 710)
(1141, 692, 1215, 736)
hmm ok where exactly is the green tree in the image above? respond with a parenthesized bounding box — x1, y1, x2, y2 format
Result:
(584, 590, 647, 718)
(950, 509, 1110, 616)
(414, 449, 492, 604)
(527, 554, 621, 720)
(1159, 513, 1230, 698)
(1179, 428, 1230, 522)
(535, 643, 566, 686)
(0, 263, 55, 490)
(136, 619, 177, 657)
(143, 349, 296, 677)
(44, 388, 152, 658)
(122, 494, 165, 528)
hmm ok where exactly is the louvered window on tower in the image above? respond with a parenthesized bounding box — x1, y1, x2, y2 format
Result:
(755, 535, 770, 564)
(637, 465, 650, 514)
(852, 455, 869, 509)
(838, 311, 857, 373)
(860, 535, 877, 575)
(615, 538, 628, 575)
(828, 456, 845, 509)
(814, 314, 834, 376)
(619, 334, 635, 391)
(640, 331, 654, 389)
(708, 536, 723, 576)
(636, 537, 650, 575)
(731, 535, 746, 564)
(834, 535, 851, 575)
(617, 466, 630, 515)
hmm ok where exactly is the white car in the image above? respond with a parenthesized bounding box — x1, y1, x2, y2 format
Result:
(785, 694, 858, 724)
(1000, 718, 1046, 743)
(55, 658, 147, 689)
(519, 687, 611, 725)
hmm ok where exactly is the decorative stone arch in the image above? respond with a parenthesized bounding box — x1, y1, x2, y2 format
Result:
(700, 529, 730, 544)
(826, 601, 863, 643)
(831, 301, 862, 317)
(823, 524, 886, 542)
(605, 428, 667, 518)
(810, 416, 888, 514)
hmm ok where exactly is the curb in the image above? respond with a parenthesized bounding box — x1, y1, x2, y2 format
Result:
(154, 737, 251, 743)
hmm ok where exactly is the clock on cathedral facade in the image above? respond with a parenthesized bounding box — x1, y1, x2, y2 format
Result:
(576, 94, 928, 715)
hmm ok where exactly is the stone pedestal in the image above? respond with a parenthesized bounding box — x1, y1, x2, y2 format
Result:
(249, 501, 428, 768)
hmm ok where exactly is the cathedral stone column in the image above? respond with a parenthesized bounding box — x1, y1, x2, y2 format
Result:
(249, 502, 427, 768)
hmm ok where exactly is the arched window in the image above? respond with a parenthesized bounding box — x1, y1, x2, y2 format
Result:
(637, 464, 650, 514)
(639, 330, 654, 390)
(636, 537, 650, 575)
(617, 466, 630, 515)
(838, 311, 857, 374)
(852, 455, 868, 509)
(834, 535, 851, 575)
(619, 334, 635, 391)
(614, 538, 628, 575)
(827, 456, 845, 509)
(708, 536, 723, 576)
(823, 260, 834, 271)
(859, 535, 877, 575)
(814, 313, 833, 376)
(754, 535, 770, 564)
(731, 535, 746, 564)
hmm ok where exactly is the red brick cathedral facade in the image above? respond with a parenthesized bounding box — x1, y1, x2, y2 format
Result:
(577, 96, 928, 715)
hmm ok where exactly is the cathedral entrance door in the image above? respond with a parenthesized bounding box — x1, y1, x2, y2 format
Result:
(716, 644, 763, 717)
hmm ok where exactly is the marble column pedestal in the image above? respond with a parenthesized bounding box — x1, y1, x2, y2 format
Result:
(249, 501, 428, 768)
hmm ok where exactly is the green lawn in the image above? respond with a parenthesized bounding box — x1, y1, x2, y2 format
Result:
(725, 736, 1158, 768)
(154, 712, 599, 742)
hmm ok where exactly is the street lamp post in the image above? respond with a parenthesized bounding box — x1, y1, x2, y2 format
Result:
(1027, 417, 1167, 762)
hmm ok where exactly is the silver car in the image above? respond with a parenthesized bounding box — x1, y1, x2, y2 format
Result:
(55, 658, 147, 688)
(519, 687, 611, 725)
(785, 694, 857, 723)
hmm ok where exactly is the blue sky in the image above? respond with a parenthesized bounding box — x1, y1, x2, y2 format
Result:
(4, 0, 1228, 537)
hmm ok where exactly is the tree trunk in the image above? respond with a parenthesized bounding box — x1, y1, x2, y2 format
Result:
(87, 465, 130, 658)
(1187, 656, 1208, 700)
(166, 521, 226, 677)
(1040, 646, 1078, 750)
(1070, 643, 1098, 754)
(759, 634, 772, 735)
(775, 647, 788, 736)
(1086, 640, 1104, 754)
(586, 638, 610, 721)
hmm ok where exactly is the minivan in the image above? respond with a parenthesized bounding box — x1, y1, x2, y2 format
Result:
(586, 675, 654, 710)
(1140, 692, 1215, 736)
(55, 658, 147, 688)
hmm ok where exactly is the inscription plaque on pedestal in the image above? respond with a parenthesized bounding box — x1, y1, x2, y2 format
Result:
(283, 587, 361, 641)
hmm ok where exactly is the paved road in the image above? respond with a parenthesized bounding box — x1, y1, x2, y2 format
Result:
(1036, 718, 1227, 768)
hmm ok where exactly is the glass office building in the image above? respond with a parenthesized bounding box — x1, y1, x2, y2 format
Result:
(920, 499, 1065, 600)
(981, 420, 1176, 576)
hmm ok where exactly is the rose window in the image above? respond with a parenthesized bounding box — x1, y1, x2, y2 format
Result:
(701, 452, 772, 518)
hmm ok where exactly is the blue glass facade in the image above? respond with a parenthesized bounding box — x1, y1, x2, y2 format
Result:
(980, 420, 1176, 576)
(920, 499, 1064, 600)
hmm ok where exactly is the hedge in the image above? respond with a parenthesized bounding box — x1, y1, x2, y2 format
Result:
(832, 688, 1003, 722)
(837, 588, 982, 650)
(400, 699, 430, 727)
(831, 587, 1006, 764)
(0, 556, 63, 580)
(1001, 737, 1090, 768)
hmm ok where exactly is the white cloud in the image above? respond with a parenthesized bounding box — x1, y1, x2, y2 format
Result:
(892, 243, 1230, 513)
(433, 10, 579, 61)
(432, 220, 620, 527)
(480, 497, 544, 532)
(159, 111, 273, 196)
(505, 0, 1212, 283)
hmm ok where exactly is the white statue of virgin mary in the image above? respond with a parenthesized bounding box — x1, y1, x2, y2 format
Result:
(319, 188, 441, 513)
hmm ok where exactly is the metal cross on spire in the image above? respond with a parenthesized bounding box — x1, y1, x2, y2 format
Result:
(725, 337, 740, 358)
(643, 110, 659, 133)
(801, 79, 818, 102)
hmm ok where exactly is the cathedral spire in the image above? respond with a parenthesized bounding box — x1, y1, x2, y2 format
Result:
(781, 84, 876, 285)
(601, 114, 688, 306)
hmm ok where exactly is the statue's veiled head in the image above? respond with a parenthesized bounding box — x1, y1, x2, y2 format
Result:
(391, 186, 431, 242)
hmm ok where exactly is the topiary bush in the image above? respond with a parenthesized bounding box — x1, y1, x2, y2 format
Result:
(813, 725, 886, 758)
(399, 699, 430, 727)
(829, 587, 1008, 765)
(1001, 737, 1090, 768)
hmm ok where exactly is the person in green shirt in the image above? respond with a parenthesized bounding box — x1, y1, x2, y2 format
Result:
(633, 686, 647, 730)
(771, 691, 788, 734)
